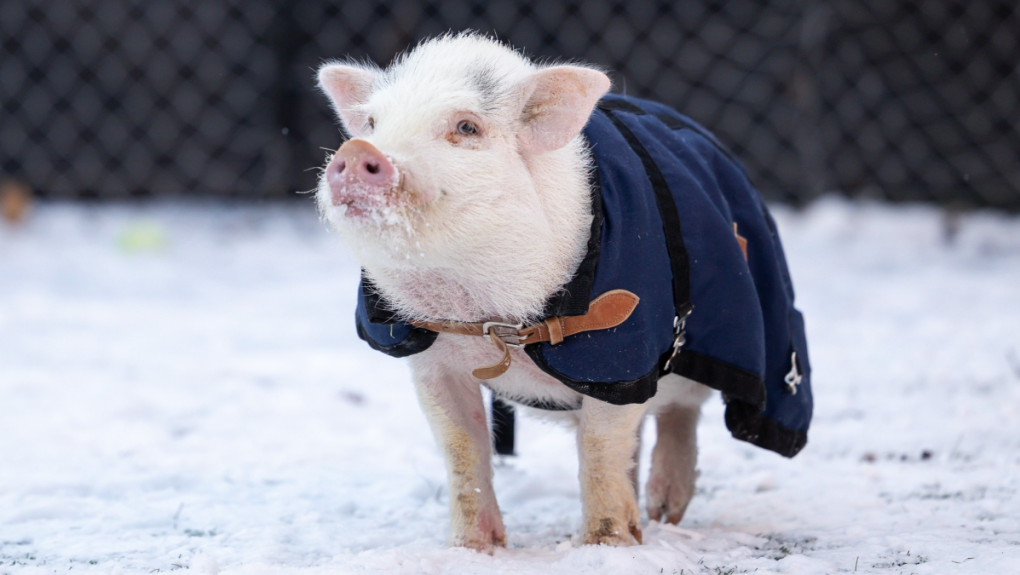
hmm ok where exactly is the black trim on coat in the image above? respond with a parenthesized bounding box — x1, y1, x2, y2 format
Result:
(599, 98, 742, 184)
(524, 345, 660, 406)
(362, 273, 400, 325)
(599, 105, 694, 319)
(653, 112, 692, 131)
(670, 350, 767, 410)
(597, 98, 647, 114)
(724, 400, 808, 458)
(653, 112, 742, 168)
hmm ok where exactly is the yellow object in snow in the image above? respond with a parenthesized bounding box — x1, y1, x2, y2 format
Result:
(118, 221, 168, 252)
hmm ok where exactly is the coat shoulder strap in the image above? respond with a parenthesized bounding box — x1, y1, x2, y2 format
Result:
(597, 100, 693, 374)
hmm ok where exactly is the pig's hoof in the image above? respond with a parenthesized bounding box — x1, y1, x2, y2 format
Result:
(450, 493, 506, 553)
(646, 459, 696, 524)
(582, 513, 643, 547)
(453, 527, 506, 554)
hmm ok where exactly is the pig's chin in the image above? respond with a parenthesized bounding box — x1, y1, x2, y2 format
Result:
(320, 188, 424, 231)
(329, 200, 409, 227)
(321, 193, 436, 260)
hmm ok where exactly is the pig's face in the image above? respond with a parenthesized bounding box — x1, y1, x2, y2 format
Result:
(315, 35, 610, 274)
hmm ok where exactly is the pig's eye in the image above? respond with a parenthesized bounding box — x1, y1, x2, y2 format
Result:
(366, 117, 375, 131)
(456, 120, 479, 136)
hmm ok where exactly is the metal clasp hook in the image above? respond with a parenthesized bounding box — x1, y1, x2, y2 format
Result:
(784, 351, 802, 395)
(663, 308, 693, 372)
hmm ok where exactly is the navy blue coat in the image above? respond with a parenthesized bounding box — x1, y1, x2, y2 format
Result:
(355, 94, 812, 457)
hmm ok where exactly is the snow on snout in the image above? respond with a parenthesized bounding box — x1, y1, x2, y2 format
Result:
(321, 151, 412, 228)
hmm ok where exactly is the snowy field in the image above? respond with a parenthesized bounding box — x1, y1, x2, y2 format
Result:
(1, 198, 1018, 575)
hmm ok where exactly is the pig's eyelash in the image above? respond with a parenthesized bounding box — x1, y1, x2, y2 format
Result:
(366, 117, 375, 131)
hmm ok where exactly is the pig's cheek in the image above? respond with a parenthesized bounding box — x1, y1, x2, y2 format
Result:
(412, 188, 440, 206)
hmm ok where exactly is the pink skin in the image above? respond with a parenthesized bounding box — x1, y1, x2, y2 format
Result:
(326, 139, 399, 217)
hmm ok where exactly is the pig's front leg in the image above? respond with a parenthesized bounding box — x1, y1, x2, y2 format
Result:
(412, 362, 506, 552)
(577, 398, 646, 546)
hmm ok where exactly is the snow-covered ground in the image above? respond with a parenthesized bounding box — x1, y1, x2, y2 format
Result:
(1, 198, 1018, 575)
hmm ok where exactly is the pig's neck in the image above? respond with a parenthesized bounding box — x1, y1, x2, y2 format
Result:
(368, 141, 592, 324)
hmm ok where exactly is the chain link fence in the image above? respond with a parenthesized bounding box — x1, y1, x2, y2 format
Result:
(2, 1, 1018, 209)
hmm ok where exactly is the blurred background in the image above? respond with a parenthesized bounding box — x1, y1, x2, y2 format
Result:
(1, 0, 1018, 210)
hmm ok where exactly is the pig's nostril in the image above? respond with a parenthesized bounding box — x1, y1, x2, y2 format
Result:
(365, 161, 379, 175)
(335, 159, 346, 173)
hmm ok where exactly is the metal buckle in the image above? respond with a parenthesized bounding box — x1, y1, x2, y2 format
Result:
(784, 351, 802, 395)
(482, 321, 526, 348)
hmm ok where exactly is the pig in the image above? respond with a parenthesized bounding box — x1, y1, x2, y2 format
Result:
(314, 33, 812, 551)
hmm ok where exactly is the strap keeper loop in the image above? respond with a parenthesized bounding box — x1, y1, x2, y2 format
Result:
(544, 317, 565, 345)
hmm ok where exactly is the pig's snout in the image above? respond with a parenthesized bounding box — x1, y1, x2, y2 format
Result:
(327, 139, 397, 209)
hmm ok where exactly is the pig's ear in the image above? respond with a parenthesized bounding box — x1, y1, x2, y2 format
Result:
(318, 63, 379, 135)
(518, 66, 611, 155)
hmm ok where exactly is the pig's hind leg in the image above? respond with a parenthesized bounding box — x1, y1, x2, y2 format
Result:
(577, 398, 646, 546)
(412, 361, 506, 552)
(645, 375, 713, 525)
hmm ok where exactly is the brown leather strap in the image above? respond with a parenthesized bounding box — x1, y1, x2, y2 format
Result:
(471, 335, 513, 380)
(733, 222, 748, 261)
(519, 290, 640, 342)
(410, 289, 640, 379)
(412, 320, 487, 337)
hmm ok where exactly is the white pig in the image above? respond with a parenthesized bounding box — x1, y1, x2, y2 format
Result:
(316, 33, 713, 551)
